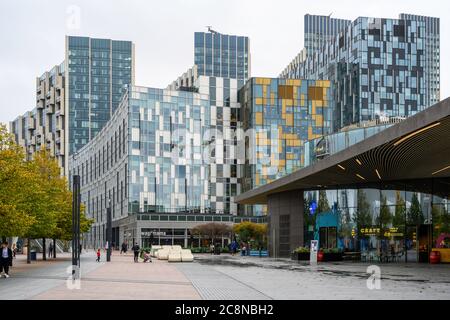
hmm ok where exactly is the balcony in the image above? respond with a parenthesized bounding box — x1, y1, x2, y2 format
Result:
(55, 75, 64, 89)
(46, 132, 54, 142)
(27, 117, 35, 130)
(45, 104, 55, 114)
(36, 99, 45, 109)
(37, 86, 45, 101)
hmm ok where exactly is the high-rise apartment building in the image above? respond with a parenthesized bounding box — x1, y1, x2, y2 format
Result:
(280, 14, 440, 132)
(304, 14, 351, 56)
(399, 14, 440, 107)
(11, 63, 67, 172)
(66, 36, 134, 154)
(10, 36, 135, 175)
(194, 30, 250, 82)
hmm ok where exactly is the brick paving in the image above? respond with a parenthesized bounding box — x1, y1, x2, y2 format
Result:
(32, 252, 201, 300)
(2, 252, 449, 300)
(176, 262, 272, 300)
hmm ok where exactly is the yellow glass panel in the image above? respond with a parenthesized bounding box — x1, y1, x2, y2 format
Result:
(308, 126, 313, 140)
(255, 112, 263, 125)
(255, 98, 263, 105)
(315, 114, 323, 126)
(286, 114, 294, 126)
(256, 132, 266, 139)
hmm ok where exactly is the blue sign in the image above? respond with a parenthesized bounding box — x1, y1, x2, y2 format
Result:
(309, 201, 317, 215)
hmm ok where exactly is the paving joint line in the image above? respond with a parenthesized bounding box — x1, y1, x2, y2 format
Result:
(7, 275, 192, 286)
(210, 266, 274, 300)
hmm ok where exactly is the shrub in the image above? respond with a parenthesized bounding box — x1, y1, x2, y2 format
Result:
(293, 247, 310, 253)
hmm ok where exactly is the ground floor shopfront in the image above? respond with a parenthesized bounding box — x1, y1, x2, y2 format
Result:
(267, 186, 450, 262)
(236, 100, 450, 263)
(83, 213, 266, 250)
(304, 187, 449, 263)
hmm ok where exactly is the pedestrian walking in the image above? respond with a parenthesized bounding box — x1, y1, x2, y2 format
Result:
(79, 243, 82, 255)
(12, 243, 17, 259)
(120, 242, 127, 254)
(210, 243, 215, 255)
(96, 248, 101, 262)
(48, 242, 53, 258)
(231, 240, 238, 256)
(0, 242, 13, 278)
(132, 243, 140, 263)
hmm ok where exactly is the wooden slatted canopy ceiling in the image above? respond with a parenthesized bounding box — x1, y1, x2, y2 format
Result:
(235, 98, 450, 205)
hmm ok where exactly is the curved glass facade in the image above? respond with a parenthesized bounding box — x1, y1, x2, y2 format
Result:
(304, 121, 398, 167)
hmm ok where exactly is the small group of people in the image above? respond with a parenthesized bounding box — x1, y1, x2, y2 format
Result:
(96, 242, 149, 263)
(1, 242, 13, 278)
(240, 242, 251, 256)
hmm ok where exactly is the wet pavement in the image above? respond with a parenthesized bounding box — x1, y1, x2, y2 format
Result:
(2, 252, 448, 300)
(176, 254, 450, 299)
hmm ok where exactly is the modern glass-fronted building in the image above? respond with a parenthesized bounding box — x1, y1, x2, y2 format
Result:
(69, 84, 264, 247)
(66, 36, 134, 154)
(301, 123, 448, 263)
(304, 14, 351, 56)
(399, 14, 440, 107)
(194, 31, 250, 81)
(281, 14, 440, 132)
(10, 36, 135, 176)
(239, 78, 332, 215)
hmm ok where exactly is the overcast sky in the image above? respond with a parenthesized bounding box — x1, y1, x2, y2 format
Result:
(1, 0, 448, 124)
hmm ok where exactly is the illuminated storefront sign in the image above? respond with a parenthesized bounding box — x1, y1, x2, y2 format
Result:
(360, 227, 404, 237)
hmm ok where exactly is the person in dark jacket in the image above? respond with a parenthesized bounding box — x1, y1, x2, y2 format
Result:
(132, 243, 140, 263)
(1, 242, 13, 278)
(120, 242, 127, 254)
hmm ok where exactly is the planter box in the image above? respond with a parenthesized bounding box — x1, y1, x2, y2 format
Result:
(291, 252, 310, 261)
(323, 252, 343, 262)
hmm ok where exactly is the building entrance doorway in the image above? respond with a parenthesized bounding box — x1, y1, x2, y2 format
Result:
(418, 224, 432, 263)
(319, 227, 337, 249)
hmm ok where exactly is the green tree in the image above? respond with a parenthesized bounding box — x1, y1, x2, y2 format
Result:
(376, 195, 392, 227)
(393, 191, 406, 227)
(339, 209, 353, 238)
(353, 190, 373, 236)
(23, 150, 59, 242)
(26, 149, 93, 257)
(233, 222, 268, 249)
(191, 223, 232, 245)
(408, 193, 424, 225)
(317, 190, 330, 213)
(0, 124, 36, 237)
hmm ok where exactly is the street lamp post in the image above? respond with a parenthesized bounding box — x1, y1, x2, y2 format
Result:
(106, 197, 112, 262)
(72, 175, 81, 279)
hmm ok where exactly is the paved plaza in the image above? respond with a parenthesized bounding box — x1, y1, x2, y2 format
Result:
(0, 252, 449, 300)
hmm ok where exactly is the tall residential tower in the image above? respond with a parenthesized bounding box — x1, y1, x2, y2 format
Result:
(10, 36, 135, 175)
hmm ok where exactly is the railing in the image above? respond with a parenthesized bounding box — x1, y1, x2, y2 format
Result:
(135, 213, 267, 224)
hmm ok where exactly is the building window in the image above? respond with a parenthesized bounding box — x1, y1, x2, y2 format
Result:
(278, 85, 294, 99)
